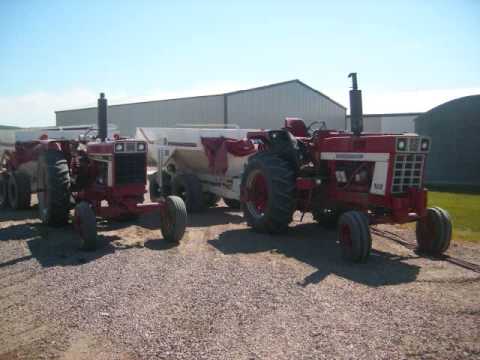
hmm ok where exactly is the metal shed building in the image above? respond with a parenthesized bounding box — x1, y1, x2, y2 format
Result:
(55, 80, 346, 136)
(346, 112, 422, 133)
(415, 95, 480, 187)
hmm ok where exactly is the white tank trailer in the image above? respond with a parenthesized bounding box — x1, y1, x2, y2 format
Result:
(136, 126, 258, 211)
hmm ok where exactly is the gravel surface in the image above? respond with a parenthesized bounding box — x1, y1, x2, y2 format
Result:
(0, 200, 479, 359)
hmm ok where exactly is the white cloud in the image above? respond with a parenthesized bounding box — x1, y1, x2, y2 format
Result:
(0, 82, 478, 128)
(0, 89, 98, 127)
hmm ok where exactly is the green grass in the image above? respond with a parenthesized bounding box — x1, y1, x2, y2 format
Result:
(428, 191, 480, 243)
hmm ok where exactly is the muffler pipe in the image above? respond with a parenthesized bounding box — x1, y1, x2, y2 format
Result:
(97, 92, 108, 142)
(348, 73, 363, 136)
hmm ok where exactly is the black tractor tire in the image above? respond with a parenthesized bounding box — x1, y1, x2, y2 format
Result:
(161, 195, 187, 243)
(0, 174, 9, 208)
(37, 150, 71, 226)
(241, 153, 296, 234)
(8, 171, 31, 209)
(172, 174, 204, 212)
(74, 202, 97, 251)
(313, 208, 339, 229)
(149, 177, 162, 202)
(338, 211, 372, 263)
(416, 207, 452, 255)
(223, 197, 241, 210)
(204, 192, 220, 208)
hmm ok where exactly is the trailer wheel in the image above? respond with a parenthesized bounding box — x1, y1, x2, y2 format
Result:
(172, 174, 204, 212)
(338, 211, 372, 263)
(161, 195, 187, 243)
(8, 171, 31, 209)
(73, 202, 97, 251)
(313, 208, 339, 229)
(0, 174, 9, 208)
(204, 192, 220, 208)
(149, 177, 162, 202)
(241, 153, 295, 233)
(223, 197, 241, 210)
(37, 150, 71, 226)
(416, 207, 452, 255)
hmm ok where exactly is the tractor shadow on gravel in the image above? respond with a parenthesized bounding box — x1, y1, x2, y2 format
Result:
(0, 221, 121, 268)
(0, 207, 39, 222)
(188, 206, 244, 227)
(95, 206, 244, 231)
(208, 223, 421, 287)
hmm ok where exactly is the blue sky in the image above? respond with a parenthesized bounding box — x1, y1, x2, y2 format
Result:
(0, 0, 479, 126)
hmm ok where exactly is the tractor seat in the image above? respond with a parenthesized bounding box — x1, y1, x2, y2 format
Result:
(284, 117, 308, 137)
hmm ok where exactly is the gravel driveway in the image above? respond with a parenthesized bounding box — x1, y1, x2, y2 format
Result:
(0, 201, 479, 359)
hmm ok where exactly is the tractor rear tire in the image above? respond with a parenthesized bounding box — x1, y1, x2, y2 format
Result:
(74, 202, 97, 251)
(241, 153, 296, 234)
(161, 195, 187, 243)
(37, 150, 71, 226)
(172, 174, 204, 212)
(338, 211, 372, 263)
(416, 207, 452, 255)
(223, 197, 241, 210)
(0, 174, 9, 208)
(8, 171, 31, 209)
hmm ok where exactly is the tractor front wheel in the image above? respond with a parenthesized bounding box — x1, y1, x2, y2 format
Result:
(416, 207, 452, 255)
(338, 211, 372, 263)
(0, 174, 9, 208)
(37, 150, 71, 226)
(160, 195, 187, 243)
(73, 202, 97, 251)
(241, 153, 295, 234)
(8, 171, 31, 209)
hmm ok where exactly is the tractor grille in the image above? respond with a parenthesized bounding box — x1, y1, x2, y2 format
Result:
(408, 137, 420, 152)
(114, 153, 146, 185)
(391, 154, 425, 193)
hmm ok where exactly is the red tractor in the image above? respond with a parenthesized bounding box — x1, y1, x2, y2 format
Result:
(241, 73, 451, 262)
(0, 93, 187, 250)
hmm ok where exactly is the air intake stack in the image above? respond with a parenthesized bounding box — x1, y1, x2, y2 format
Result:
(348, 73, 363, 136)
(97, 92, 107, 142)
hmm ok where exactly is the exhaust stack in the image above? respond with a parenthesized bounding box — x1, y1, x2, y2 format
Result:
(97, 92, 107, 142)
(348, 73, 363, 136)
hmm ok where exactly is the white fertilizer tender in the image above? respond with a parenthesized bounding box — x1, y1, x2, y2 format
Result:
(136, 126, 257, 211)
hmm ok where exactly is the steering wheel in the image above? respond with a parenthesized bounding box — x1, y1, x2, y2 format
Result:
(306, 121, 327, 133)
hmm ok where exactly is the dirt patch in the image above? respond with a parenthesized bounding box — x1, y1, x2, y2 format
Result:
(1, 202, 479, 359)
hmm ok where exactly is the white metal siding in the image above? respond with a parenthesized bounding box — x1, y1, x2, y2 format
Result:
(227, 82, 345, 130)
(347, 114, 418, 133)
(55, 108, 97, 128)
(56, 95, 224, 136)
(56, 81, 346, 135)
(381, 114, 416, 133)
(364, 117, 382, 132)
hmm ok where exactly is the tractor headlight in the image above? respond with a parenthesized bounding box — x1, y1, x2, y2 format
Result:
(115, 143, 125, 152)
(421, 138, 430, 151)
(397, 138, 407, 151)
(137, 142, 146, 152)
